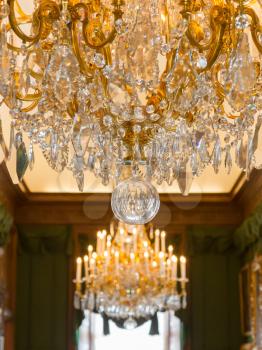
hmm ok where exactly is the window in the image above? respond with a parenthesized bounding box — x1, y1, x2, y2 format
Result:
(78, 311, 181, 350)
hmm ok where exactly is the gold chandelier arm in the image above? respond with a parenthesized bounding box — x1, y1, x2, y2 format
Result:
(184, 5, 230, 70)
(243, 6, 262, 54)
(82, 8, 123, 49)
(186, 21, 212, 51)
(3, 93, 40, 112)
(70, 2, 122, 49)
(14, 0, 30, 18)
(211, 63, 225, 99)
(71, 21, 95, 77)
(7, 0, 60, 44)
(21, 100, 39, 112)
(82, 20, 117, 50)
(16, 90, 41, 101)
(204, 6, 230, 70)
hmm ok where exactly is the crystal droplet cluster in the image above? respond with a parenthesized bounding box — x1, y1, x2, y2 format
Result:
(0, 0, 261, 195)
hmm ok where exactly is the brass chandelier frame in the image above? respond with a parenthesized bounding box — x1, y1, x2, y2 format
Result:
(1, 0, 262, 150)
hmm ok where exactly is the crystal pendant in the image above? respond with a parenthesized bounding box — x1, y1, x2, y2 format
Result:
(226, 33, 256, 112)
(15, 133, 29, 181)
(111, 178, 160, 225)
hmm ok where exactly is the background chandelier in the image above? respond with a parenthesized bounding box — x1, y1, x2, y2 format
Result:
(0, 0, 262, 223)
(74, 222, 188, 329)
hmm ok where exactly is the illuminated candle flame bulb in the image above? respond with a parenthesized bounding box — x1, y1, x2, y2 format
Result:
(161, 12, 166, 22)
(143, 241, 149, 249)
(152, 261, 158, 269)
(159, 251, 164, 259)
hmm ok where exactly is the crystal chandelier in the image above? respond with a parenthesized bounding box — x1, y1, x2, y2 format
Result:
(74, 222, 188, 329)
(0, 0, 262, 223)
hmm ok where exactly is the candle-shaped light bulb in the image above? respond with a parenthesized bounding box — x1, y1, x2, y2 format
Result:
(88, 245, 93, 260)
(180, 256, 186, 275)
(101, 230, 106, 254)
(171, 255, 178, 280)
(152, 261, 158, 269)
(161, 231, 166, 253)
(161, 12, 166, 22)
(107, 240, 111, 250)
(168, 245, 173, 259)
(90, 258, 95, 276)
(155, 229, 160, 255)
(76, 257, 82, 292)
(83, 255, 89, 286)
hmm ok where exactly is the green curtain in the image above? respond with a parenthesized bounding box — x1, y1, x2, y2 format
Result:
(187, 226, 241, 350)
(15, 225, 72, 350)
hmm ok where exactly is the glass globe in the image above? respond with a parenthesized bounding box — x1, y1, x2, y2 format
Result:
(123, 317, 138, 330)
(111, 178, 160, 225)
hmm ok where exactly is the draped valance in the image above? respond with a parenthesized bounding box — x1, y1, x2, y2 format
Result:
(187, 226, 236, 256)
(234, 203, 262, 261)
(18, 225, 73, 255)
